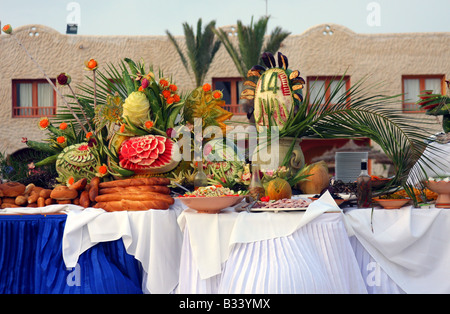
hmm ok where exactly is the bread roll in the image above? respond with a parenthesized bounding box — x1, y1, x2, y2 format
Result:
(99, 177, 170, 188)
(99, 185, 171, 195)
(79, 190, 90, 208)
(89, 176, 100, 202)
(95, 192, 174, 205)
(94, 199, 169, 211)
(0, 182, 26, 197)
(71, 178, 88, 191)
(50, 186, 78, 200)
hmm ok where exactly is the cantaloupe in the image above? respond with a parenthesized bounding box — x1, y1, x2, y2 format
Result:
(297, 161, 330, 194)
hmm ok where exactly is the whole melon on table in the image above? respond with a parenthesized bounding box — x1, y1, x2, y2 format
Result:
(266, 178, 292, 200)
(111, 134, 179, 174)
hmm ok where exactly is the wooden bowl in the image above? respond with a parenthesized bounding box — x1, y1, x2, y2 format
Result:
(373, 198, 410, 209)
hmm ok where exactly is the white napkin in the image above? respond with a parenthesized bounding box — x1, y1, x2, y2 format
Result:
(346, 207, 450, 294)
(229, 190, 342, 244)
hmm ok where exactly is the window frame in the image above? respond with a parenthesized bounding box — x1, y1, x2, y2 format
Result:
(306, 76, 351, 108)
(212, 77, 246, 115)
(402, 75, 446, 113)
(12, 79, 57, 118)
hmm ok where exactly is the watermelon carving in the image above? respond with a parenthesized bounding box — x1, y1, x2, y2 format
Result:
(118, 135, 179, 174)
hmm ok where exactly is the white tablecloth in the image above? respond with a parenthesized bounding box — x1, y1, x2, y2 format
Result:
(177, 192, 367, 294)
(345, 206, 450, 294)
(62, 200, 185, 294)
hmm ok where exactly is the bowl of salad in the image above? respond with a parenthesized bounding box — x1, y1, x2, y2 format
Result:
(178, 185, 246, 213)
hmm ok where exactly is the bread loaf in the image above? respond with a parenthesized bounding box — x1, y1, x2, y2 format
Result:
(95, 192, 174, 205)
(99, 177, 170, 188)
(99, 185, 171, 195)
(94, 199, 169, 211)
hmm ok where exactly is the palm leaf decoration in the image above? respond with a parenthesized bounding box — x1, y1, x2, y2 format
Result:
(167, 19, 221, 87)
(213, 16, 290, 79)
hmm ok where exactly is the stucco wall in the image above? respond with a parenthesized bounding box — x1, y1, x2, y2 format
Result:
(0, 23, 449, 155)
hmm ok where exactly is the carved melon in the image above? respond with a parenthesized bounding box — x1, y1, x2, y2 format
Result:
(117, 134, 179, 174)
(266, 178, 292, 200)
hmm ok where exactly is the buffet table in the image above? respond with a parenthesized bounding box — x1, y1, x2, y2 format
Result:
(176, 192, 368, 294)
(0, 212, 142, 293)
(1, 196, 449, 294)
(345, 206, 450, 294)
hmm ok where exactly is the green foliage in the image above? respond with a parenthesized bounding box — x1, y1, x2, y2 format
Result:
(167, 19, 221, 87)
(213, 16, 290, 78)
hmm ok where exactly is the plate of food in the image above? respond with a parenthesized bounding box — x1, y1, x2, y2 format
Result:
(178, 185, 245, 213)
(236, 197, 312, 213)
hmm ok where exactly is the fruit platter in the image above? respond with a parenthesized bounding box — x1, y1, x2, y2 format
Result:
(178, 185, 246, 213)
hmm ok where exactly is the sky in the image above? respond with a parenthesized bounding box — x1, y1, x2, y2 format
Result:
(0, 0, 449, 36)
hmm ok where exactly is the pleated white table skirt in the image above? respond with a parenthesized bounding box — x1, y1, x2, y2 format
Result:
(349, 236, 405, 294)
(177, 213, 368, 294)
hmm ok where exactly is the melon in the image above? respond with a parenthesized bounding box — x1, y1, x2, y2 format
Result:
(266, 178, 292, 200)
(297, 161, 330, 194)
(117, 134, 179, 174)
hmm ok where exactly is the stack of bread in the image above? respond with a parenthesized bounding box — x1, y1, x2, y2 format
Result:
(0, 177, 174, 212)
(94, 177, 174, 212)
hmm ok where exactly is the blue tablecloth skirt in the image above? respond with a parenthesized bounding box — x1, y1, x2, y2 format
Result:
(0, 214, 143, 294)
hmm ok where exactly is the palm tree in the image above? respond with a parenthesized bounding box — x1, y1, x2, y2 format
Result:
(213, 16, 290, 79)
(166, 19, 221, 87)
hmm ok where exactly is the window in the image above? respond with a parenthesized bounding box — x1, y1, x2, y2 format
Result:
(212, 77, 246, 115)
(307, 76, 350, 107)
(402, 75, 445, 113)
(12, 79, 57, 117)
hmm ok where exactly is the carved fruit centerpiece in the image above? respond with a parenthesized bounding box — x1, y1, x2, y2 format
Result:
(55, 143, 97, 184)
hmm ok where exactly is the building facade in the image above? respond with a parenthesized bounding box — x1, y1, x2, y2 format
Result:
(0, 23, 449, 167)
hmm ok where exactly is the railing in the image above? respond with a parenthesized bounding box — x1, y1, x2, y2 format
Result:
(224, 104, 246, 115)
(12, 106, 56, 118)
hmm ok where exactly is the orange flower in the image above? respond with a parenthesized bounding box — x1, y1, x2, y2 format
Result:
(138, 86, 145, 92)
(169, 84, 177, 92)
(2, 24, 12, 35)
(86, 131, 93, 139)
(57, 136, 66, 144)
(213, 91, 222, 99)
(67, 177, 75, 186)
(86, 59, 98, 70)
(144, 120, 154, 129)
(162, 90, 171, 99)
(39, 117, 50, 130)
(96, 164, 108, 177)
(159, 79, 169, 87)
(166, 97, 175, 105)
(173, 94, 181, 102)
(59, 122, 68, 130)
(120, 124, 126, 133)
(202, 83, 211, 92)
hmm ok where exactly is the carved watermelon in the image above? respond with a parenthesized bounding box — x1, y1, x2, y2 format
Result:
(118, 135, 179, 174)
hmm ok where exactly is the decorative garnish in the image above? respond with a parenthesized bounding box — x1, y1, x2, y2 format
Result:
(2, 24, 12, 34)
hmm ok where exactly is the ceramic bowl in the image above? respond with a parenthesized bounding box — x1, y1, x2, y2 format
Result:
(425, 181, 450, 208)
(309, 197, 346, 206)
(373, 198, 410, 209)
(178, 196, 244, 213)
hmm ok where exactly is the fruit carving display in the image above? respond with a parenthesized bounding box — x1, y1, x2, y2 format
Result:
(55, 143, 97, 184)
(240, 52, 305, 131)
(118, 135, 178, 174)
